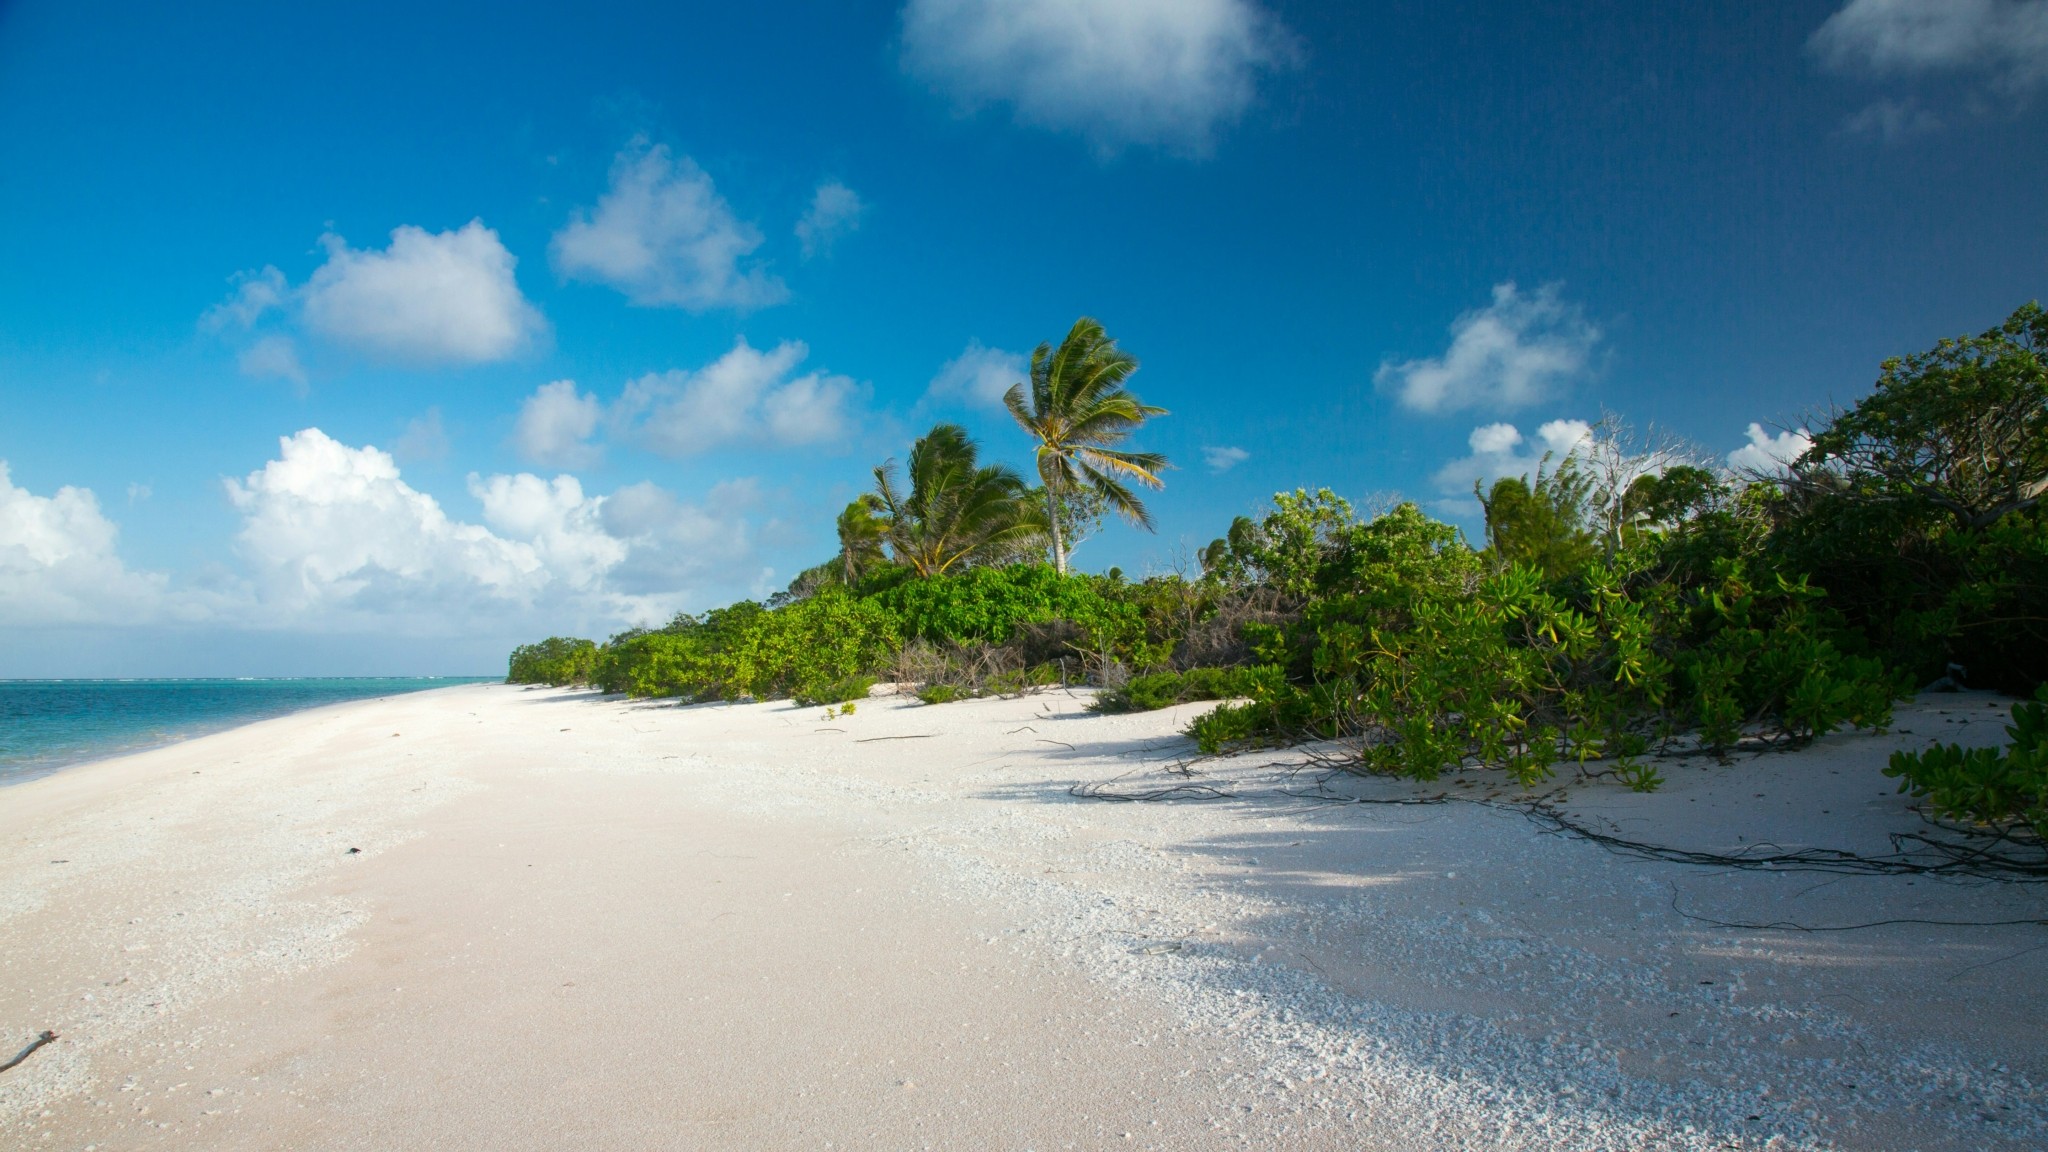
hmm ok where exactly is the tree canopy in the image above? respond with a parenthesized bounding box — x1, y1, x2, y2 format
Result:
(1004, 317, 1169, 573)
(873, 423, 1047, 577)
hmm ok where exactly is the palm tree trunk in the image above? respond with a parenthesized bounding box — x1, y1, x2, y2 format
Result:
(1045, 482, 1066, 575)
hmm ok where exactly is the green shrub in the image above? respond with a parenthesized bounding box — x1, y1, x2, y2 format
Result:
(507, 637, 598, 686)
(1188, 669, 1319, 754)
(868, 564, 1144, 658)
(792, 674, 876, 707)
(917, 683, 969, 705)
(1093, 665, 1273, 713)
(1885, 685, 2048, 835)
(1182, 507, 1901, 779)
(1768, 302, 2048, 693)
(590, 590, 899, 701)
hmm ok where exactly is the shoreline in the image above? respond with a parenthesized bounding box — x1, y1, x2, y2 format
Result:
(0, 677, 496, 787)
(2, 683, 2043, 1149)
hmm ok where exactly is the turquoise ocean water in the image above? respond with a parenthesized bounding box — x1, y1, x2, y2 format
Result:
(0, 678, 495, 785)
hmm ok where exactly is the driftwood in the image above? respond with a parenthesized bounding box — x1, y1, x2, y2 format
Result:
(0, 1031, 56, 1074)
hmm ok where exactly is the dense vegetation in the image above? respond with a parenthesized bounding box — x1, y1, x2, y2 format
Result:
(511, 305, 2048, 834)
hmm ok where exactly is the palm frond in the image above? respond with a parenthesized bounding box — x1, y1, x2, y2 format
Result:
(1077, 465, 1155, 531)
(1076, 446, 1170, 488)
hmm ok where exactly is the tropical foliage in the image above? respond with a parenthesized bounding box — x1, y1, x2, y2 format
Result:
(874, 423, 1048, 576)
(507, 637, 599, 687)
(1771, 302, 2048, 692)
(589, 591, 899, 704)
(509, 302, 2048, 828)
(1004, 317, 1168, 573)
(1887, 684, 2048, 838)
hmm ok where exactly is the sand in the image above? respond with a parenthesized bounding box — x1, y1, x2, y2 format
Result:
(2, 682, 2044, 1150)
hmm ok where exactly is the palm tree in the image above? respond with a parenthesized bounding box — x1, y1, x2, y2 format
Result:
(1004, 317, 1169, 574)
(874, 424, 1046, 577)
(835, 494, 889, 583)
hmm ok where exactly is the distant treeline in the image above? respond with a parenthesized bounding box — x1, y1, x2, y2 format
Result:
(511, 303, 2048, 832)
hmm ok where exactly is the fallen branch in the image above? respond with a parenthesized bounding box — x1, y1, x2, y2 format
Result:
(1, 1031, 56, 1074)
(1070, 780, 1234, 802)
(855, 734, 937, 743)
(1670, 887, 2046, 933)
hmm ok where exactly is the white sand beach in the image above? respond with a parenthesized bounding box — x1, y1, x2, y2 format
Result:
(3, 683, 2045, 1150)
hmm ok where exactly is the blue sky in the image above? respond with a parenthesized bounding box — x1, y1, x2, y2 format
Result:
(2, 0, 2044, 676)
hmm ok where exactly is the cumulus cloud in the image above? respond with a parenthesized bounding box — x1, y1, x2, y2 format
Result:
(202, 221, 547, 378)
(920, 340, 1027, 410)
(796, 181, 866, 258)
(1811, 0, 2048, 92)
(552, 142, 787, 310)
(221, 429, 757, 628)
(616, 338, 862, 456)
(1727, 423, 1814, 476)
(1377, 283, 1600, 415)
(4, 433, 761, 638)
(0, 461, 173, 626)
(300, 221, 547, 364)
(513, 380, 604, 469)
(1202, 445, 1250, 473)
(468, 472, 627, 591)
(899, 0, 1298, 154)
(597, 480, 756, 606)
(1431, 419, 1595, 511)
(226, 429, 550, 615)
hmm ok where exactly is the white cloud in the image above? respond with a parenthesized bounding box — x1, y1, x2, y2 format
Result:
(552, 142, 787, 310)
(1727, 423, 1814, 476)
(920, 340, 1026, 410)
(468, 472, 627, 591)
(513, 380, 604, 468)
(300, 221, 547, 365)
(1811, 0, 2048, 92)
(0, 461, 173, 626)
(1378, 283, 1601, 414)
(1431, 419, 1595, 509)
(1202, 445, 1250, 473)
(796, 181, 866, 259)
(200, 266, 288, 332)
(237, 335, 307, 386)
(597, 480, 756, 609)
(3, 433, 761, 639)
(616, 338, 861, 456)
(226, 430, 550, 615)
(223, 430, 757, 630)
(899, 0, 1297, 155)
(759, 370, 854, 445)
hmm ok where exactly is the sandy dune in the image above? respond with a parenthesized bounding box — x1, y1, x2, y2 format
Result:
(3, 683, 2045, 1149)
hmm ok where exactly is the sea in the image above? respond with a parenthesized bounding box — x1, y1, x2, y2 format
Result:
(0, 678, 496, 785)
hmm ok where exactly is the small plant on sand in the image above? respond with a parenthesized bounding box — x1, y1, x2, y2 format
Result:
(1613, 758, 1665, 793)
(1091, 666, 1273, 714)
(792, 673, 875, 709)
(917, 683, 969, 705)
(1885, 685, 2048, 837)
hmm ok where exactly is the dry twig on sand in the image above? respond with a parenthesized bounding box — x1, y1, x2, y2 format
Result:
(1, 1031, 56, 1074)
